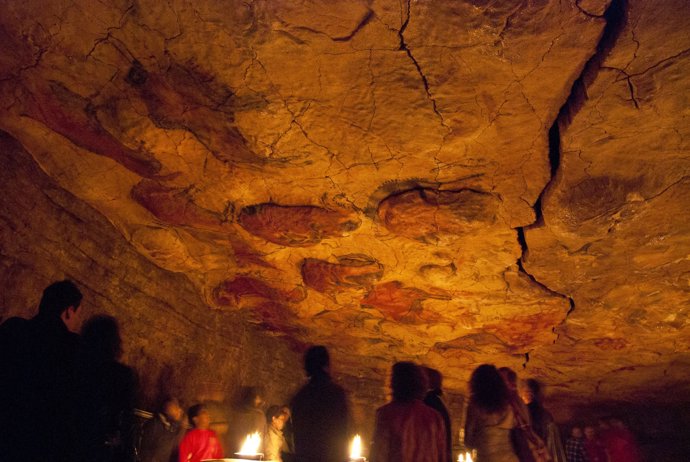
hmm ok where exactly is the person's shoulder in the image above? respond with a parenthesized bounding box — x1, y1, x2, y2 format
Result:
(290, 382, 309, 402)
(0, 316, 29, 335)
(375, 401, 395, 418)
(417, 400, 444, 420)
(328, 379, 347, 395)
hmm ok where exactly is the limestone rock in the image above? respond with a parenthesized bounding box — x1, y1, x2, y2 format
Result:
(0, 0, 688, 409)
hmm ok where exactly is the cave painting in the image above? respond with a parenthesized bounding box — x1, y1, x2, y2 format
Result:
(0, 0, 688, 404)
(238, 203, 361, 246)
(301, 254, 383, 293)
(377, 188, 499, 243)
(361, 281, 451, 323)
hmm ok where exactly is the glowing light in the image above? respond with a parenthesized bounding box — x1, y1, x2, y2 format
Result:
(350, 434, 362, 459)
(458, 452, 474, 462)
(348, 434, 367, 461)
(237, 432, 262, 455)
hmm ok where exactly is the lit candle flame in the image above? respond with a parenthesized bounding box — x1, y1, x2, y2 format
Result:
(458, 452, 474, 462)
(350, 434, 362, 459)
(237, 432, 261, 455)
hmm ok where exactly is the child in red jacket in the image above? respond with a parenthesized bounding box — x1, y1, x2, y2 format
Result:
(179, 404, 223, 462)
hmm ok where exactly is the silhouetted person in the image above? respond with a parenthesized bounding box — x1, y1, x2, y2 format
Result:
(0, 279, 83, 461)
(290, 345, 351, 462)
(521, 379, 566, 462)
(499, 367, 546, 462)
(264, 405, 290, 462)
(603, 417, 642, 462)
(139, 397, 186, 462)
(583, 426, 607, 462)
(76, 315, 139, 462)
(465, 364, 519, 462)
(423, 366, 453, 462)
(280, 404, 296, 459)
(227, 386, 267, 454)
(371, 361, 447, 462)
(178, 404, 223, 462)
(564, 426, 588, 462)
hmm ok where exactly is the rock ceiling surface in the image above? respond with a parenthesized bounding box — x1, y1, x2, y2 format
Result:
(0, 0, 688, 402)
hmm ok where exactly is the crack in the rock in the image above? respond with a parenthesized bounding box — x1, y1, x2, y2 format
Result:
(397, 0, 447, 129)
(515, 0, 630, 346)
(334, 9, 375, 42)
(628, 47, 690, 78)
(497, 2, 524, 41)
(575, 0, 606, 18)
(600, 66, 641, 109)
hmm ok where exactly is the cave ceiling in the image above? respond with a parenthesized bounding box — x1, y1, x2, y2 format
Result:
(1, 0, 689, 403)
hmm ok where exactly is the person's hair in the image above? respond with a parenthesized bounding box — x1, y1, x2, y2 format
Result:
(424, 367, 443, 391)
(81, 315, 122, 361)
(240, 386, 265, 407)
(469, 364, 509, 414)
(498, 367, 517, 387)
(266, 405, 283, 423)
(38, 280, 82, 317)
(160, 397, 180, 413)
(304, 345, 330, 377)
(188, 404, 205, 427)
(391, 361, 425, 401)
(525, 378, 542, 403)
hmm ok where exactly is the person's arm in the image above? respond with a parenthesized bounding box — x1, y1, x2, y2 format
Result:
(212, 432, 224, 458)
(434, 412, 448, 462)
(464, 401, 479, 449)
(178, 432, 190, 462)
(369, 409, 389, 462)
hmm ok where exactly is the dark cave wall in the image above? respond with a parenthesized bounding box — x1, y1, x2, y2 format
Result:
(0, 130, 304, 411)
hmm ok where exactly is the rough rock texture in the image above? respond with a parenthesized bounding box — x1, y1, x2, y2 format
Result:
(0, 0, 688, 418)
(0, 132, 303, 408)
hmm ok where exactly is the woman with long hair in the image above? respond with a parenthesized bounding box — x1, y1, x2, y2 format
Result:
(464, 364, 519, 462)
(371, 362, 446, 462)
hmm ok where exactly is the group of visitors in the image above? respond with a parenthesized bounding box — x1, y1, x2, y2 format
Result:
(564, 419, 643, 462)
(0, 281, 137, 462)
(464, 364, 563, 462)
(137, 395, 292, 462)
(0, 280, 644, 462)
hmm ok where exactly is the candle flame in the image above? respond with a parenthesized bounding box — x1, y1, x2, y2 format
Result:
(237, 432, 261, 455)
(350, 434, 362, 459)
(458, 452, 474, 462)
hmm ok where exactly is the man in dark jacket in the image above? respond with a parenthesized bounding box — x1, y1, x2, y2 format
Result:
(290, 346, 351, 462)
(139, 398, 186, 462)
(423, 367, 453, 462)
(0, 280, 84, 461)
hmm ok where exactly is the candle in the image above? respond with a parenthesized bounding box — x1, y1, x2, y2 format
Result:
(457, 452, 474, 462)
(349, 434, 366, 461)
(236, 431, 262, 459)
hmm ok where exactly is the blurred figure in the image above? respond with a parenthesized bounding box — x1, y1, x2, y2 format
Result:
(280, 404, 295, 458)
(583, 426, 607, 462)
(521, 379, 566, 462)
(139, 398, 186, 462)
(423, 367, 453, 462)
(564, 426, 588, 462)
(290, 345, 351, 462)
(178, 404, 223, 462)
(228, 386, 267, 454)
(498, 367, 547, 462)
(76, 315, 139, 462)
(0, 280, 83, 461)
(603, 418, 642, 462)
(264, 405, 290, 462)
(465, 364, 519, 462)
(371, 361, 446, 462)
